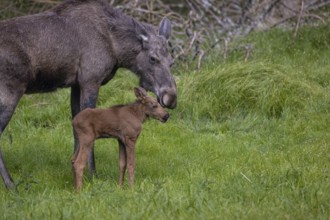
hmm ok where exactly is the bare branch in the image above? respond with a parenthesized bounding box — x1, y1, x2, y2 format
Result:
(293, 0, 305, 38)
(2, 0, 329, 71)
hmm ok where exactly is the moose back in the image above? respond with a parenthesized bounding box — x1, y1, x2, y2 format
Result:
(0, 0, 177, 189)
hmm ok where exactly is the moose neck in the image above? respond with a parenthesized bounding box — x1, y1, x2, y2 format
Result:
(106, 9, 155, 70)
(113, 41, 141, 69)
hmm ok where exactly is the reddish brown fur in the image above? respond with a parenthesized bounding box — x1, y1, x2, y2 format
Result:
(71, 87, 169, 191)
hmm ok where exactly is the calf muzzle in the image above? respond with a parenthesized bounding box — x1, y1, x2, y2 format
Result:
(162, 113, 170, 122)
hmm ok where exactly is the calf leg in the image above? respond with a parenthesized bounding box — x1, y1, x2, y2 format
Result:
(124, 137, 136, 188)
(72, 135, 94, 191)
(0, 90, 24, 189)
(118, 140, 127, 188)
(71, 85, 99, 178)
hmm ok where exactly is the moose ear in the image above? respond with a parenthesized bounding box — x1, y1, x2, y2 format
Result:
(158, 17, 171, 40)
(133, 18, 149, 48)
(138, 34, 149, 49)
(134, 87, 147, 100)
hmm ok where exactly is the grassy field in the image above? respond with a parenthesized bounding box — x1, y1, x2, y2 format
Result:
(0, 25, 329, 219)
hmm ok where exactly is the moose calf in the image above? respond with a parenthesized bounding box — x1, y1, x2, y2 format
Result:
(71, 87, 169, 191)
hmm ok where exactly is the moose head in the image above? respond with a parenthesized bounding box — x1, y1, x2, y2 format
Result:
(131, 18, 177, 109)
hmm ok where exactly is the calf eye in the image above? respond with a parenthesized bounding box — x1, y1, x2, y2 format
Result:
(149, 103, 157, 109)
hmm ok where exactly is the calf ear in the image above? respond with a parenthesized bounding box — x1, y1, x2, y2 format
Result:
(159, 17, 171, 40)
(134, 87, 147, 100)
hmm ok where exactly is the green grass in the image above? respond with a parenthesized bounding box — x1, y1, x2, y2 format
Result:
(1, 24, 329, 219)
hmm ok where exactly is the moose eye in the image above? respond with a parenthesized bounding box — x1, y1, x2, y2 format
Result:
(149, 56, 158, 64)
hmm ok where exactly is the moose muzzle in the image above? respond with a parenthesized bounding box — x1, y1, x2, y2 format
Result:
(159, 88, 177, 109)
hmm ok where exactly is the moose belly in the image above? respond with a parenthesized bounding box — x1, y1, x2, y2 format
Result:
(26, 69, 76, 93)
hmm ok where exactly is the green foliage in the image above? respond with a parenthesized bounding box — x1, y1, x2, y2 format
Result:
(177, 24, 330, 122)
(1, 25, 330, 219)
(0, 0, 55, 19)
(179, 61, 326, 120)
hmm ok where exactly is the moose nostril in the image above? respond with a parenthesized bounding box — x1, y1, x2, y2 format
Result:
(161, 93, 177, 109)
(162, 94, 170, 107)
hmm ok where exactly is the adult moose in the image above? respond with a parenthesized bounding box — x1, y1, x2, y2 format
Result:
(0, 0, 177, 190)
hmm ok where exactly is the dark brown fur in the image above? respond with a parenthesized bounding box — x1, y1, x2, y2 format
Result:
(72, 87, 169, 191)
(0, 0, 176, 189)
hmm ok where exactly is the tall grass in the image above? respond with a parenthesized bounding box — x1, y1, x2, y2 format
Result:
(179, 61, 326, 120)
(0, 25, 329, 219)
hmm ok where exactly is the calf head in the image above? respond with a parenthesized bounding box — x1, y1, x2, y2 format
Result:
(134, 87, 169, 122)
(134, 17, 177, 109)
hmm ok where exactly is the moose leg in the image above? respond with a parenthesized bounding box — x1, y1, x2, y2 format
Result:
(79, 86, 100, 178)
(0, 91, 23, 189)
(71, 85, 81, 154)
(118, 140, 127, 188)
(124, 137, 136, 188)
(0, 149, 15, 190)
